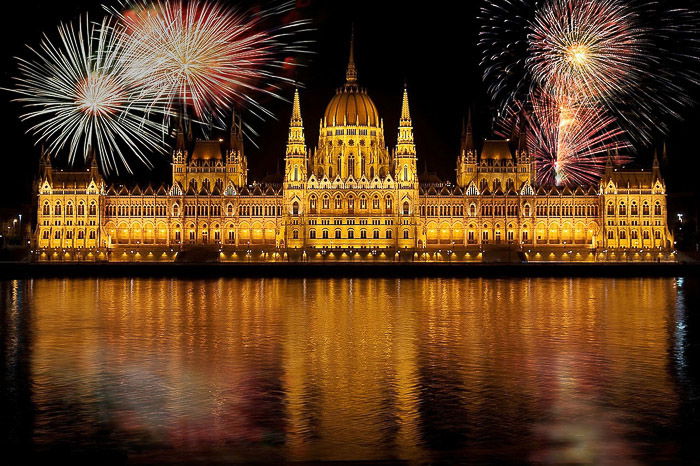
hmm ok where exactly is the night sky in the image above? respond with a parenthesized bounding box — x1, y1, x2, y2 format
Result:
(1, 0, 699, 212)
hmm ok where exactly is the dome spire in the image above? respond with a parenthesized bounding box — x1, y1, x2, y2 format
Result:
(345, 25, 358, 86)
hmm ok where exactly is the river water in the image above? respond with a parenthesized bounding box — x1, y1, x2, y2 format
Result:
(2, 277, 699, 464)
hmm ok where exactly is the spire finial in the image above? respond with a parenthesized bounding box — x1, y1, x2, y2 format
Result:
(400, 85, 411, 122)
(345, 25, 358, 85)
(291, 87, 303, 125)
(461, 107, 474, 153)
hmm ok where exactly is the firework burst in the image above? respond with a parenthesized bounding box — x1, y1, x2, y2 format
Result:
(528, 0, 646, 103)
(112, 0, 311, 121)
(10, 16, 170, 174)
(480, 0, 700, 146)
(523, 93, 630, 186)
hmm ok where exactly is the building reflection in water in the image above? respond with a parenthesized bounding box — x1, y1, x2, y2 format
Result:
(1, 277, 693, 463)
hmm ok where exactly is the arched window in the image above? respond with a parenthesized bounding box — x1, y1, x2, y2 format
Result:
(348, 155, 355, 177)
(334, 195, 342, 209)
(524, 204, 531, 217)
(54, 202, 62, 216)
(323, 196, 330, 210)
(227, 204, 234, 216)
(66, 203, 74, 216)
(42, 203, 50, 216)
(310, 230, 316, 239)
(293, 230, 299, 239)
(607, 203, 615, 216)
(385, 196, 393, 213)
(403, 229, 409, 239)
(292, 201, 299, 215)
(173, 204, 180, 216)
(360, 196, 367, 210)
(386, 230, 393, 239)
(77, 203, 85, 216)
(348, 229, 355, 239)
(403, 165, 408, 181)
(294, 166, 299, 181)
(654, 202, 662, 216)
(469, 203, 476, 217)
(373, 196, 380, 209)
(619, 202, 627, 216)
(322, 229, 329, 239)
(335, 229, 342, 239)
(309, 196, 317, 213)
(631, 203, 638, 216)
(403, 201, 410, 215)
(643, 203, 650, 216)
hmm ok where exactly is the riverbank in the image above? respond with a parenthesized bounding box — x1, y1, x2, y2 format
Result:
(0, 261, 698, 278)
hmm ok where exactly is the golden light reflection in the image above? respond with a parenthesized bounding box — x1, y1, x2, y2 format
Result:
(10, 278, 682, 463)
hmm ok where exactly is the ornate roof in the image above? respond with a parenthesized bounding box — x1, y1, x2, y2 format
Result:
(191, 140, 223, 161)
(480, 139, 513, 161)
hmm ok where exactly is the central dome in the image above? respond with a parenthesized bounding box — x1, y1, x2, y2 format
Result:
(323, 88, 380, 127)
(322, 32, 380, 128)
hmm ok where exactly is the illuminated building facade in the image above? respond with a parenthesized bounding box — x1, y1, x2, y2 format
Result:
(32, 43, 675, 263)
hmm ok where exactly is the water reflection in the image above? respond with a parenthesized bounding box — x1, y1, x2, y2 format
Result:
(1, 277, 698, 463)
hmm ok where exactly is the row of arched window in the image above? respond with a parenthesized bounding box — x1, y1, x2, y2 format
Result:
(607, 230, 661, 240)
(606, 201, 662, 216)
(307, 229, 397, 240)
(43, 201, 96, 216)
(535, 205, 599, 217)
(421, 205, 465, 217)
(42, 230, 96, 240)
(308, 194, 395, 214)
(104, 204, 168, 217)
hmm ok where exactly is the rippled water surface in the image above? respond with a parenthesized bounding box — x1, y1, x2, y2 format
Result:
(2, 277, 699, 464)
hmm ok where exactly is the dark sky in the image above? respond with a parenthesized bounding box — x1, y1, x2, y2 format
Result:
(1, 0, 699, 211)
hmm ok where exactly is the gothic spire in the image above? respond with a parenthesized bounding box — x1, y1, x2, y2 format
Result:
(229, 106, 243, 151)
(396, 85, 415, 157)
(291, 87, 303, 127)
(400, 84, 412, 124)
(461, 108, 474, 154)
(286, 88, 306, 156)
(345, 26, 358, 86)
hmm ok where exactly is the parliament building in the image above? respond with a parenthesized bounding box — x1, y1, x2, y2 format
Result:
(32, 42, 675, 263)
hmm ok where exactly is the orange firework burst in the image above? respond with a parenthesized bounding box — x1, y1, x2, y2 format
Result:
(528, 0, 646, 104)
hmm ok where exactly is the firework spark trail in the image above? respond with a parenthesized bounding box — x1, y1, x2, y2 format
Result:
(112, 0, 312, 122)
(10, 16, 170, 174)
(524, 93, 630, 186)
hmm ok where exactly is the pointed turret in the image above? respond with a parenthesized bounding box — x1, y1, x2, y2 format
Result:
(396, 85, 415, 154)
(395, 85, 417, 186)
(224, 106, 247, 188)
(229, 106, 244, 152)
(653, 147, 661, 180)
(39, 146, 52, 181)
(87, 145, 101, 181)
(456, 108, 478, 188)
(286, 88, 306, 156)
(460, 109, 475, 156)
(345, 26, 358, 87)
(285, 88, 307, 186)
